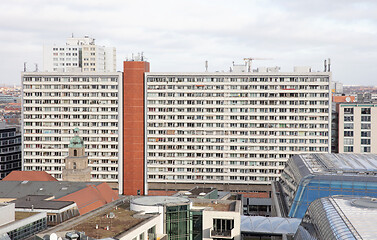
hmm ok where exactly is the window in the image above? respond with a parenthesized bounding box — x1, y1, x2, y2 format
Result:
(344, 131, 353, 137)
(361, 108, 371, 114)
(344, 146, 354, 152)
(344, 138, 354, 145)
(361, 139, 371, 145)
(344, 116, 353, 122)
(344, 108, 354, 114)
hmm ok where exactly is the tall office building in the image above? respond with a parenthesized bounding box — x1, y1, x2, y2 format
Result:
(43, 36, 116, 73)
(338, 103, 377, 153)
(0, 122, 22, 179)
(22, 72, 122, 182)
(121, 62, 331, 194)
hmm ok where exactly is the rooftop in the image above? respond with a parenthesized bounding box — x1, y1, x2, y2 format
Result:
(11, 195, 75, 210)
(131, 196, 190, 207)
(0, 180, 102, 199)
(67, 203, 144, 239)
(2, 171, 58, 182)
(330, 196, 377, 239)
(191, 198, 240, 212)
(300, 153, 377, 175)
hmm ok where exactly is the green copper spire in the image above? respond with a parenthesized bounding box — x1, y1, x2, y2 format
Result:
(69, 128, 84, 148)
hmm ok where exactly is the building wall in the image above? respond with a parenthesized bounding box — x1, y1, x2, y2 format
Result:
(0, 203, 15, 226)
(22, 72, 121, 182)
(202, 209, 241, 240)
(0, 127, 22, 180)
(338, 104, 377, 153)
(122, 61, 150, 195)
(117, 214, 163, 240)
(145, 72, 331, 188)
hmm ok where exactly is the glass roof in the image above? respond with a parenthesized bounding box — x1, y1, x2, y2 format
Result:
(241, 216, 301, 234)
(300, 153, 377, 175)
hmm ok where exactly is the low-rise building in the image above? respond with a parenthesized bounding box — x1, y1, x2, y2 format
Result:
(0, 203, 47, 240)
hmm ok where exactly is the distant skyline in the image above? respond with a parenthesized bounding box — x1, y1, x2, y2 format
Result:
(1, 0, 377, 85)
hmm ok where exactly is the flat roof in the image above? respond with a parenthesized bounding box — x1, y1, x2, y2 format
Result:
(131, 196, 190, 207)
(300, 153, 377, 175)
(11, 195, 75, 210)
(191, 198, 240, 212)
(68, 203, 144, 239)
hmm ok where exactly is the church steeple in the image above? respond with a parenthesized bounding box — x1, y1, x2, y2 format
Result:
(62, 128, 91, 182)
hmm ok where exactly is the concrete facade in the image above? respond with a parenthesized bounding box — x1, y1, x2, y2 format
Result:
(22, 72, 122, 182)
(144, 70, 331, 190)
(338, 103, 377, 153)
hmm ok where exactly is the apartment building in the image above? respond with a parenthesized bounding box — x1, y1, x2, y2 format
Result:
(22, 72, 122, 182)
(143, 68, 331, 192)
(338, 103, 377, 153)
(43, 36, 116, 73)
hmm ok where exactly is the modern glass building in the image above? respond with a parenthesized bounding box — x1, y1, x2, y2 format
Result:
(278, 153, 377, 218)
(294, 196, 377, 240)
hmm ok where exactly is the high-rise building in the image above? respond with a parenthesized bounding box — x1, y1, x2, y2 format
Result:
(0, 122, 22, 179)
(338, 103, 377, 153)
(43, 36, 116, 73)
(121, 62, 332, 194)
(22, 72, 122, 182)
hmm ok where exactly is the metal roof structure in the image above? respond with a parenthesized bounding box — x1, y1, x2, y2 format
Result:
(241, 216, 301, 235)
(294, 196, 377, 240)
(301, 153, 377, 175)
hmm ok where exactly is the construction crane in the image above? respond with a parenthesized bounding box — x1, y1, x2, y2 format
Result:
(243, 57, 273, 72)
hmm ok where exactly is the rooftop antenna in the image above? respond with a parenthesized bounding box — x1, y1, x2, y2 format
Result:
(34, 63, 38, 72)
(328, 58, 331, 72)
(205, 60, 208, 72)
(324, 59, 327, 72)
(71, 33, 74, 38)
(141, 52, 144, 61)
(23, 62, 27, 72)
(243, 57, 273, 72)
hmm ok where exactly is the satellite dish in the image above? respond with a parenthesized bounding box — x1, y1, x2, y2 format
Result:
(346, 97, 351, 102)
(50, 233, 58, 240)
(199, 192, 206, 196)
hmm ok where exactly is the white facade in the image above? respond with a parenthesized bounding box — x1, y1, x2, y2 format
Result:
(145, 71, 331, 186)
(338, 103, 377, 154)
(22, 72, 122, 182)
(43, 36, 116, 73)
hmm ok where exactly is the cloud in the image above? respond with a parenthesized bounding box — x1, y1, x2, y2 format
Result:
(0, 0, 377, 85)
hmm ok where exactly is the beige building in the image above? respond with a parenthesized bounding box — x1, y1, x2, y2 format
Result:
(338, 103, 377, 153)
(62, 128, 91, 182)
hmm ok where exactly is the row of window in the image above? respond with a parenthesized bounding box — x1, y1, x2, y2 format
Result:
(147, 76, 329, 83)
(23, 76, 118, 82)
(148, 174, 278, 182)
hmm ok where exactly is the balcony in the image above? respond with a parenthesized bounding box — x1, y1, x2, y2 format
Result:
(210, 228, 235, 239)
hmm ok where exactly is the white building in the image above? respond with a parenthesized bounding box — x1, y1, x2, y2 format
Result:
(338, 103, 377, 153)
(43, 36, 116, 73)
(145, 67, 331, 191)
(22, 72, 122, 182)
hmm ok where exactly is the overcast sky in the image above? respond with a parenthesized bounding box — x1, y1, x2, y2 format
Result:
(1, 0, 377, 86)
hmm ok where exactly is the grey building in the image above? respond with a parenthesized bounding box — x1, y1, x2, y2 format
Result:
(0, 123, 21, 179)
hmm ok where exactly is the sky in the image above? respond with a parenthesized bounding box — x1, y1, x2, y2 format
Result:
(1, 0, 377, 86)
